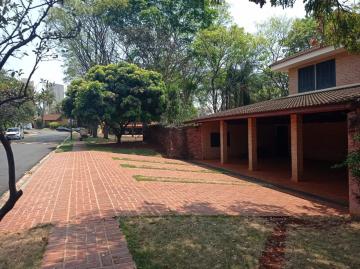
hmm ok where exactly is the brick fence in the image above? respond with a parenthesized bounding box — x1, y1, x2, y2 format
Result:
(144, 124, 202, 159)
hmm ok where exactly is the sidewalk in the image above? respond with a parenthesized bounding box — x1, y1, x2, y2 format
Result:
(0, 143, 346, 268)
(0, 145, 135, 269)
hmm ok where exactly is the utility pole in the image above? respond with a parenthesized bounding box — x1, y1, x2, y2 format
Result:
(70, 118, 73, 140)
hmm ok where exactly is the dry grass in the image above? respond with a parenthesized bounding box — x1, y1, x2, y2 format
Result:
(285, 217, 360, 269)
(120, 163, 224, 173)
(0, 224, 52, 269)
(119, 216, 273, 269)
(112, 157, 188, 166)
(133, 175, 256, 186)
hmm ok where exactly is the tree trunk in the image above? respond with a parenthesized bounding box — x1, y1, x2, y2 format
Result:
(116, 133, 122, 144)
(92, 125, 98, 138)
(103, 124, 109, 139)
(0, 132, 23, 221)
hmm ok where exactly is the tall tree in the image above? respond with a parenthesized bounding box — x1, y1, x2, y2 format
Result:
(73, 80, 105, 137)
(101, 0, 218, 82)
(193, 25, 258, 113)
(252, 16, 320, 102)
(50, 0, 122, 80)
(63, 62, 166, 142)
(249, 0, 360, 52)
(85, 62, 166, 143)
(36, 80, 55, 127)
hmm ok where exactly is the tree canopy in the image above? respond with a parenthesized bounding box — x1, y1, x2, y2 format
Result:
(63, 62, 166, 142)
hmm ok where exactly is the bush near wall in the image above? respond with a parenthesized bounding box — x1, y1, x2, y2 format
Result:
(144, 124, 202, 159)
(49, 122, 61, 129)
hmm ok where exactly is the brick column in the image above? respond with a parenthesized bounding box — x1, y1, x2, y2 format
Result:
(220, 120, 228, 164)
(248, 117, 258, 171)
(348, 109, 360, 216)
(200, 124, 206, 160)
(290, 114, 303, 182)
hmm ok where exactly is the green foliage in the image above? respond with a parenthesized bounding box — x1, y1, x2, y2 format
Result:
(323, 4, 360, 53)
(284, 17, 321, 55)
(49, 0, 123, 79)
(48, 122, 61, 129)
(193, 25, 258, 112)
(64, 62, 166, 142)
(249, 0, 360, 53)
(73, 80, 105, 128)
(0, 73, 35, 131)
(342, 134, 360, 180)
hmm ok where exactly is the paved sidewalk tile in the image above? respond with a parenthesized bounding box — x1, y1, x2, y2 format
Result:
(0, 149, 346, 268)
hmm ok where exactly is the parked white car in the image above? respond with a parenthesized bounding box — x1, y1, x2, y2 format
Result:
(5, 127, 24, 140)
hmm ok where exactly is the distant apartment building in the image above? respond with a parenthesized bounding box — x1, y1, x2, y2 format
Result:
(20, 78, 35, 90)
(52, 83, 65, 103)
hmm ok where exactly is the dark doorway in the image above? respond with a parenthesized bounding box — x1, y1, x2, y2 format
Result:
(276, 126, 289, 157)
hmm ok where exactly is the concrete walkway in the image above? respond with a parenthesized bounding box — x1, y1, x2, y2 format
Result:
(0, 147, 346, 268)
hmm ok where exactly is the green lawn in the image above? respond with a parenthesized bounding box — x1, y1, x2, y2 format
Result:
(86, 143, 160, 156)
(0, 224, 52, 269)
(55, 139, 74, 153)
(119, 216, 360, 269)
(119, 216, 273, 269)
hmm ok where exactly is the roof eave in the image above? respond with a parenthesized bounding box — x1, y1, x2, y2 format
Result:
(189, 102, 355, 124)
(270, 46, 345, 72)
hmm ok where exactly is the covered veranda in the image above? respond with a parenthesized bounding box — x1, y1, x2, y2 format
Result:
(192, 85, 360, 213)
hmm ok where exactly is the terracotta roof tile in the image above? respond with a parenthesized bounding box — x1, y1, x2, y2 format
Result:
(191, 84, 360, 122)
(43, 114, 62, 121)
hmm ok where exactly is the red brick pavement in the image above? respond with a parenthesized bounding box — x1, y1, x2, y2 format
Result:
(0, 149, 346, 268)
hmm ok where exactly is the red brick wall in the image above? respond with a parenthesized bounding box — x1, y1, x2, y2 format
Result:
(347, 108, 360, 215)
(144, 125, 202, 159)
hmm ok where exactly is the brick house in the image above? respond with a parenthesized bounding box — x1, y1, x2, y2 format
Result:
(43, 114, 67, 127)
(182, 45, 360, 215)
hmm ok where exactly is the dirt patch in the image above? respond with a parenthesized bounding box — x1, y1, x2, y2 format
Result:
(0, 224, 52, 269)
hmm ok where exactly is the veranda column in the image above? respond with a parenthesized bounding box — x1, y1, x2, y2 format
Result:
(201, 123, 206, 160)
(248, 117, 258, 171)
(348, 109, 360, 216)
(220, 120, 228, 164)
(290, 114, 303, 182)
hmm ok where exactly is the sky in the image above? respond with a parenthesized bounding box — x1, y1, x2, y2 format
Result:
(6, 0, 306, 90)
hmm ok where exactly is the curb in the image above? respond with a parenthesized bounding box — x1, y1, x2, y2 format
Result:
(0, 151, 54, 207)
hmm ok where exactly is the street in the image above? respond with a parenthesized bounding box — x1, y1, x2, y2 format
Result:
(0, 129, 69, 196)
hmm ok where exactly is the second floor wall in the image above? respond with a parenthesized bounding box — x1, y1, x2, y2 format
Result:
(288, 51, 360, 95)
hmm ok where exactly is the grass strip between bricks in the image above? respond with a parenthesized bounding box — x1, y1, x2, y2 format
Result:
(120, 163, 226, 174)
(133, 175, 258, 186)
(113, 157, 189, 166)
(86, 145, 160, 156)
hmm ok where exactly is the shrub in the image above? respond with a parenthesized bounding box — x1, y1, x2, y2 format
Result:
(49, 122, 61, 129)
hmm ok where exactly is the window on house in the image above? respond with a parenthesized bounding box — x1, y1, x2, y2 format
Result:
(298, 59, 336, 93)
(298, 65, 315, 92)
(210, 133, 220, 147)
(210, 132, 230, 147)
(316, 59, 336, 90)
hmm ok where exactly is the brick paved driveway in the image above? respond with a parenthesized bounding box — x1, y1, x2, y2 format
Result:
(0, 149, 346, 268)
